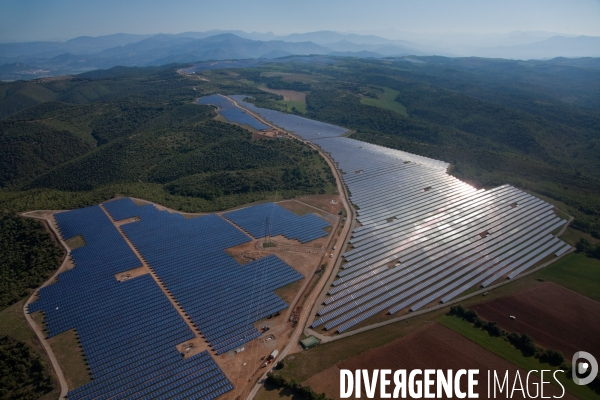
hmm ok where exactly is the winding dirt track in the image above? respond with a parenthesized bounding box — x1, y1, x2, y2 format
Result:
(222, 96, 357, 400)
(21, 211, 72, 399)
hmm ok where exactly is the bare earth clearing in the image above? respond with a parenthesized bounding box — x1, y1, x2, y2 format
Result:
(259, 87, 307, 101)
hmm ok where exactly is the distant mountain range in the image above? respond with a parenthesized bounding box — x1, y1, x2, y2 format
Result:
(1, 30, 599, 81)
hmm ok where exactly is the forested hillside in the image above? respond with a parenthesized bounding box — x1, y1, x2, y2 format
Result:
(0, 214, 63, 399)
(234, 57, 600, 238)
(0, 65, 336, 213)
(2, 56, 600, 240)
(1, 51, 599, 400)
(0, 64, 342, 400)
(0, 335, 54, 399)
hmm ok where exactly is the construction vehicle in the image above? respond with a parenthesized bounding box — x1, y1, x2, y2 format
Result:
(268, 350, 279, 361)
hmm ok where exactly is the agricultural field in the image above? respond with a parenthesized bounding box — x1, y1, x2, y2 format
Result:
(360, 86, 408, 117)
(439, 315, 598, 400)
(534, 252, 600, 301)
(471, 282, 600, 359)
(259, 87, 307, 113)
(303, 323, 572, 400)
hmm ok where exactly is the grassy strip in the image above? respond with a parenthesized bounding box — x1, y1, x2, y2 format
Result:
(534, 252, 600, 302)
(281, 309, 447, 382)
(47, 329, 91, 389)
(440, 315, 599, 399)
(360, 87, 408, 117)
(275, 100, 307, 114)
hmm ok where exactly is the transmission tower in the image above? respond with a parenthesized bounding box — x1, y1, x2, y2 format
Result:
(263, 215, 272, 247)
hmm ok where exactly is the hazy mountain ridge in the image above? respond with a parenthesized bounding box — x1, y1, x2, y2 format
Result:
(1, 30, 599, 80)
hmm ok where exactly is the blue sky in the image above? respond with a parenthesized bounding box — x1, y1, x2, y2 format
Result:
(1, 0, 599, 42)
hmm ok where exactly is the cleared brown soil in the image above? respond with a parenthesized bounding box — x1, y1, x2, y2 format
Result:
(259, 87, 307, 101)
(252, 128, 285, 140)
(472, 282, 600, 359)
(284, 195, 344, 218)
(304, 323, 572, 400)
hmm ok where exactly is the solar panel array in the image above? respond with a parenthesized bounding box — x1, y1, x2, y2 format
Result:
(232, 96, 571, 334)
(27, 205, 233, 399)
(230, 95, 349, 140)
(223, 202, 330, 243)
(198, 94, 270, 130)
(104, 198, 304, 354)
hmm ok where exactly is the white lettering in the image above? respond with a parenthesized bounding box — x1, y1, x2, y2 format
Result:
(409, 369, 423, 398)
(552, 370, 565, 399)
(437, 369, 453, 398)
(511, 371, 525, 398)
(455, 370, 466, 399)
(424, 370, 435, 398)
(340, 370, 353, 398)
(380, 369, 391, 398)
(541, 370, 550, 398)
(338, 368, 485, 399)
(526, 370, 539, 398)
(468, 370, 479, 398)
(363, 369, 378, 399)
(493, 371, 509, 398)
(393, 370, 407, 398)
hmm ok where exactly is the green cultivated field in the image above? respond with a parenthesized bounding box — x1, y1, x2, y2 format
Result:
(440, 315, 599, 399)
(275, 99, 307, 114)
(534, 252, 600, 301)
(360, 86, 408, 117)
(280, 309, 448, 383)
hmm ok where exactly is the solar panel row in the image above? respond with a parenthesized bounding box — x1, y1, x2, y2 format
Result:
(197, 95, 270, 130)
(229, 95, 349, 141)
(301, 136, 571, 333)
(27, 205, 233, 399)
(194, 95, 571, 336)
(223, 202, 330, 244)
(105, 198, 304, 354)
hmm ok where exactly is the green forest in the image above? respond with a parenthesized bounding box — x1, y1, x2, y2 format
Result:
(1, 55, 600, 398)
(0, 214, 62, 399)
(0, 214, 63, 310)
(0, 65, 337, 214)
(234, 57, 600, 239)
(0, 64, 337, 398)
(0, 336, 54, 400)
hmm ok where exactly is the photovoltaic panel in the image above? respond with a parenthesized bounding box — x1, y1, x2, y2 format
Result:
(223, 202, 330, 243)
(237, 94, 569, 334)
(113, 199, 304, 353)
(28, 205, 233, 399)
(197, 95, 269, 130)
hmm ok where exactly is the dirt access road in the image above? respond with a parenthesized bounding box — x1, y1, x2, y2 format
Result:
(21, 211, 73, 400)
(221, 96, 357, 400)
